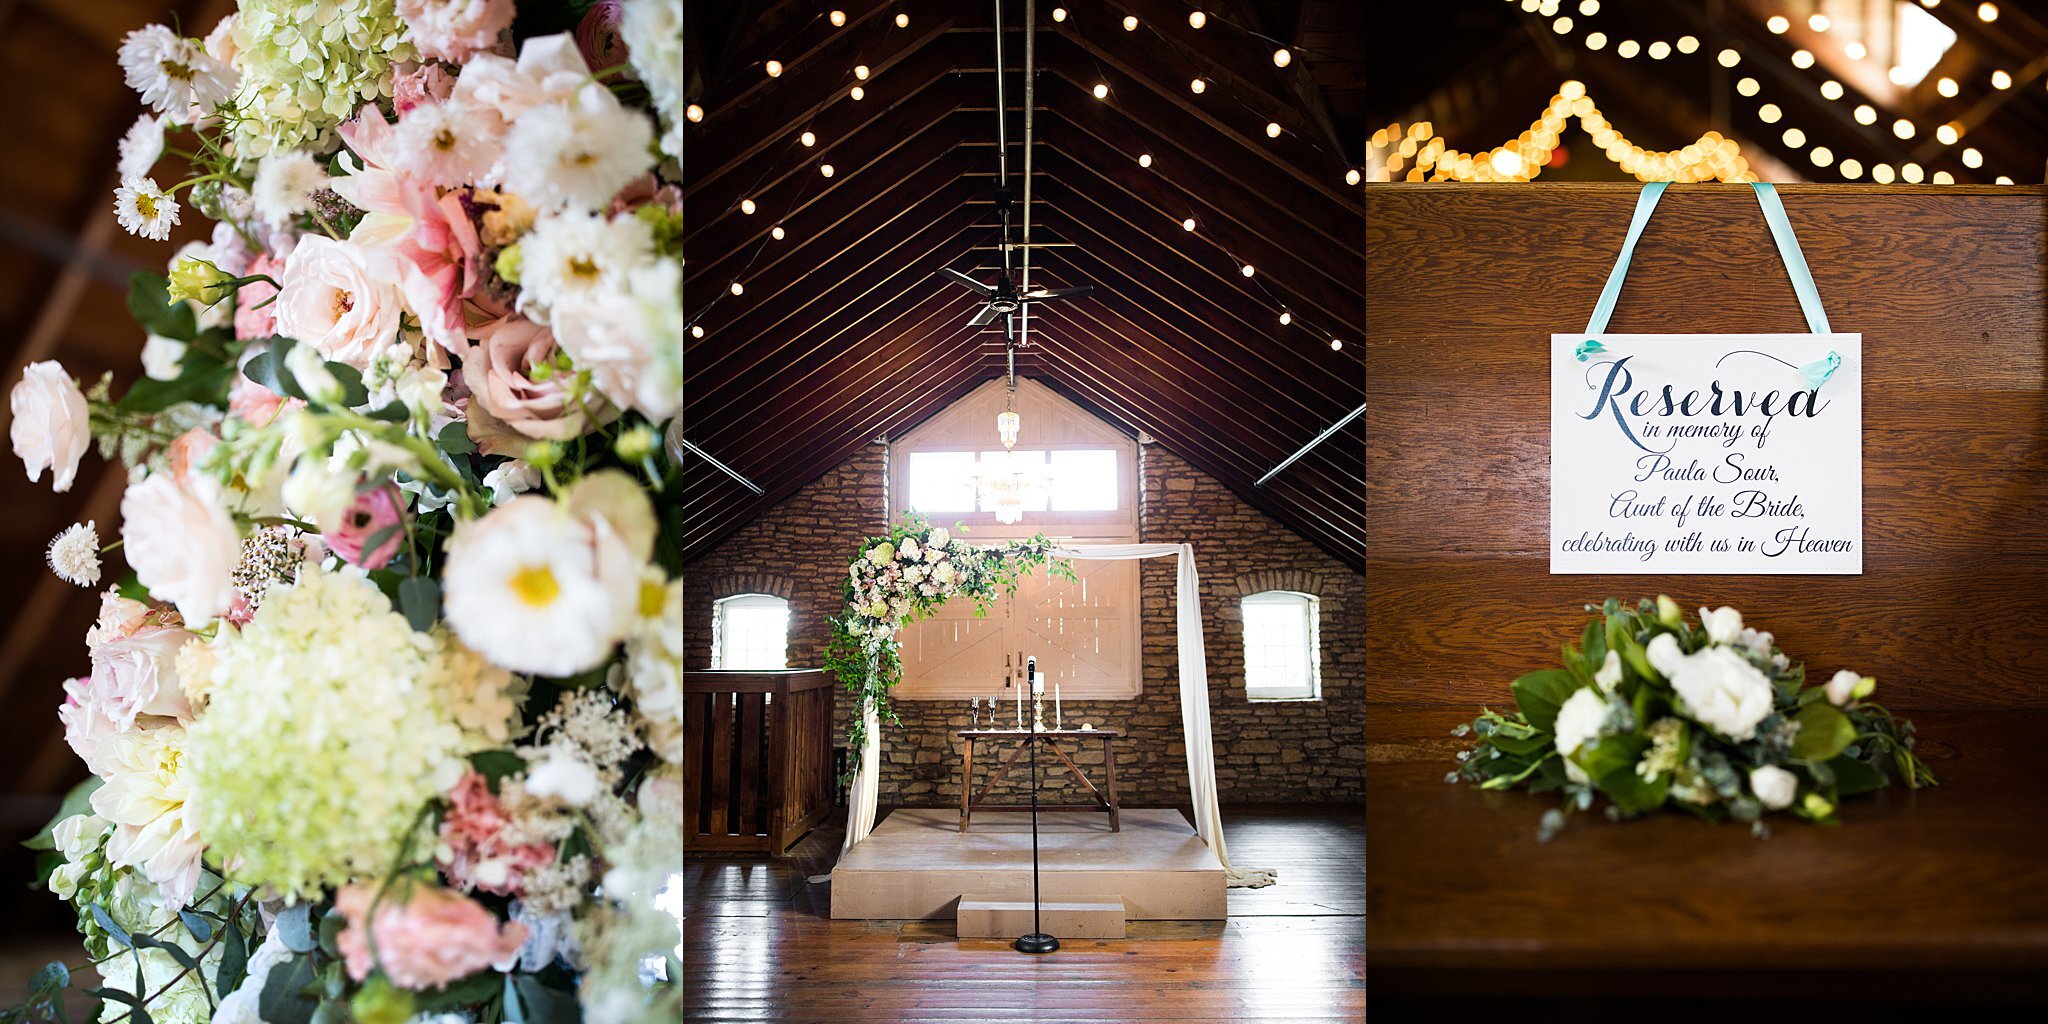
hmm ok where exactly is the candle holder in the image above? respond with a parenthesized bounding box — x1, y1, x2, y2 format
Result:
(1031, 693, 1047, 733)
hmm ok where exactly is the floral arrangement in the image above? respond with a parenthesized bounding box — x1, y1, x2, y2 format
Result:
(2, 3, 683, 1024)
(823, 513, 1073, 760)
(1450, 598, 1937, 840)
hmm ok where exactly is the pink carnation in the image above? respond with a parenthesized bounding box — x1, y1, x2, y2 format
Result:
(392, 61, 456, 115)
(437, 771, 556, 896)
(234, 254, 284, 340)
(335, 882, 528, 989)
(398, 0, 515, 65)
(326, 485, 406, 570)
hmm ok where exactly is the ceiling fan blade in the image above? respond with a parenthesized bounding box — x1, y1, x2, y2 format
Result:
(1020, 285, 1094, 301)
(937, 267, 994, 296)
(968, 303, 1001, 326)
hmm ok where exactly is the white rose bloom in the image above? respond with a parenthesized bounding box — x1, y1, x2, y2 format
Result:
(1738, 627, 1775, 658)
(1645, 632, 1686, 678)
(1667, 646, 1775, 741)
(1698, 605, 1744, 645)
(1592, 650, 1622, 694)
(1826, 669, 1864, 706)
(1748, 764, 1798, 810)
(120, 471, 240, 626)
(1553, 686, 1607, 762)
(928, 527, 949, 548)
(11, 361, 91, 492)
(272, 236, 403, 369)
(899, 538, 921, 561)
(140, 334, 186, 381)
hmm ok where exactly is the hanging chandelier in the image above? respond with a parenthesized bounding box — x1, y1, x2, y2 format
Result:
(977, 356, 1033, 523)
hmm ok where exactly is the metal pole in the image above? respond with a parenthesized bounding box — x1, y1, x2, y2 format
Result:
(1018, 0, 1037, 349)
(1254, 401, 1367, 487)
(678, 437, 764, 494)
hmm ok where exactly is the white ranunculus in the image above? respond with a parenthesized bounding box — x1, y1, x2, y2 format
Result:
(140, 334, 186, 381)
(272, 235, 402, 369)
(1826, 669, 1866, 706)
(1593, 649, 1622, 694)
(1553, 686, 1607, 760)
(11, 361, 91, 492)
(1646, 632, 1686, 678)
(120, 471, 240, 627)
(1748, 764, 1798, 810)
(1699, 605, 1744, 645)
(1667, 646, 1775, 741)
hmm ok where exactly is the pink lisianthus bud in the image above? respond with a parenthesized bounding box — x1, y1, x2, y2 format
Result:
(326, 485, 406, 570)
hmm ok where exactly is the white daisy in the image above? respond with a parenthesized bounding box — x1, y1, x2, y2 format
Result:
(46, 521, 102, 587)
(502, 92, 656, 211)
(517, 210, 658, 313)
(442, 497, 631, 676)
(117, 24, 236, 116)
(113, 178, 180, 240)
(251, 152, 330, 228)
(117, 115, 165, 182)
(394, 100, 504, 187)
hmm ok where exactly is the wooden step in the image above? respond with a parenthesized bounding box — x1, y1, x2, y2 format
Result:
(956, 893, 1128, 939)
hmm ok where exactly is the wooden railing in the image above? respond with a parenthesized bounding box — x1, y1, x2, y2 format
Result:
(684, 669, 836, 854)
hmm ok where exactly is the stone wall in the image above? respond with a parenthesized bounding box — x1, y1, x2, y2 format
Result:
(682, 441, 1364, 809)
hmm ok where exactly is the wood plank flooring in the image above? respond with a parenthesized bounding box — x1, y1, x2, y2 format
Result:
(683, 804, 1365, 1023)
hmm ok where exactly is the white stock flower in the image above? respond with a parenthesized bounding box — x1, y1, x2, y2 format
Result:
(114, 178, 180, 240)
(1748, 764, 1798, 811)
(47, 521, 102, 587)
(503, 89, 656, 211)
(1698, 605, 1744, 645)
(283, 343, 344, 405)
(251, 151, 331, 227)
(118, 24, 235, 115)
(11, 361, 90, 492)
(120, 471, 241, 626)
(1667, 646, 1775, 741)
(1826, 669, 1866, 706)
(117, 115, 165, 181)
(141, 334, 186, 381)
(1592, 649, 1622, 694)
(483, 460, 541, 504)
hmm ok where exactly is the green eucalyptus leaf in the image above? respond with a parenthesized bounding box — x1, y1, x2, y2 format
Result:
(90, 905, 132, 949)
(177, 910, 213, 944)
(24, 776, 102, 851)
(258, 954, 319, 1024)
(327, 362, 369, 408)
(1791, 702, 1856, 762)
(510, 976, 579, 1024)
(275, 904, 316, 953)
(398, 577, 441, 632)
(117, 359, 234, 414)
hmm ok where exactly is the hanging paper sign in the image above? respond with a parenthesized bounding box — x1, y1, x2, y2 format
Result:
(1550, 333, 1862, 574)
(1549, 182, 1862, 575)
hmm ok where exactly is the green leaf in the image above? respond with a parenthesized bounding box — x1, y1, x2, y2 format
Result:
(217, 919, 248, 995)
(1509, 669, 1580, 734)
(1829, 754, 1888, 796)
(327, 361, 369, 408)
(471, 750, 526, 789)
(1791, 702, 1856, 762)
(128, 273, 196, 341)
(511, 977, 579, 1024)
(1597, 758, 1670, 815)
(317, 909, 345, 959)
(177, 910, 213, 944)
(307, 1002, 347, 1024)
(258, 954, 318, 1024)
(415, 972, 504, 1011)
(90, 905, 133, 949)
(361, 402, 411, 422)
(398, 577, 441, 632)
(1614, 629, 1655, 683)
(1481, 728, 1552, 757)
(275, 904, 316, 953)
(242, 338, 303, 400)
(24, 776, 102, 851)
(437, 419, 476, 455)
(1574, 732, 1650, 786)
(129, 934, 199, 973)
(117, 359, 235, 414)
(1581, 617, 1607, 668)
(81, 991, 137, 1009)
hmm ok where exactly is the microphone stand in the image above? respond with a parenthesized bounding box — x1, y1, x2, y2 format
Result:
(1014, 661, 1058, 955)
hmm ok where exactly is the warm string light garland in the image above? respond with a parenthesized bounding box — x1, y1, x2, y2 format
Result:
(690, 2, 1356, 354)
(1366, 81, 1754, 183)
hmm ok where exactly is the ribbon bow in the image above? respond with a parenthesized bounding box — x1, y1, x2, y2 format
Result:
(1574, 339, 1608, 362)
(1798, 351, 1842, 391)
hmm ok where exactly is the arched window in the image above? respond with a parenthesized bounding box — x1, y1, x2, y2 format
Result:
(1240, 591, 1321, 701)
(711, 594, 790, 670)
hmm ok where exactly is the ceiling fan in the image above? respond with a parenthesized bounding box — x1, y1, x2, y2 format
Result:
(937, 191, 1092, 340)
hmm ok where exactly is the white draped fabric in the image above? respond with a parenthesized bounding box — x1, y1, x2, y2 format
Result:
(838, 542, 1276, 888)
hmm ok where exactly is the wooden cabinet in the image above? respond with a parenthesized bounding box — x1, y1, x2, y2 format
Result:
(684, 669, 836, 855)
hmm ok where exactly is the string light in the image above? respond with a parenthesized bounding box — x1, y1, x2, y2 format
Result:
(1092, 83, 1109, 98)
(1791, 49, 1815, 69)
(740, 198, 756, 214)
(895, 13, 909, 27)
(1962, 147, 1983, 168)
(850, 86, 865, 100)
(830, 10, 846, 26)
(1648, 40, 1670, 59)
(1617, 40, 1639, 58)
(1872, 164, 1896, 183)
(1138, 153, 1152, 167)
(1759, 104, 1782, 124)
(1241, 264, 1256, 277)
(1781, 128, 1805, 147)
(1579, 0, 1598, 12)
(1996, 176, 2014, 184)
(1345, 168, 1361, 185)
(1266, 122, 1282, 137)
(1676, 35, 1698, 53)
(1839, 158, 1862, 179)
(821, 163, 835, 176)
(1820, 80, 1843, 100)
(1718, 48, 1740, 67)
(1902, 163, 1924, 183)
(1586, 31, 1606, 49)
(691, 325, 705, 338)
(1273, 48, 1291, 67)
(1809, 14, 1831, 31)
(1933, 171, 1955, 184)
(1122, 15, 1137, 30)
(686, 103, 704, 122)
(800, 131, 816, 146)
(1329, 339, 1343, 351)
(1182, 217, 1196, 231)
(1937, 77, 1959, 97)
(855, 64, 869, 79)
(1767, 15, 1789, 33)
(1279, 311, 1292, 325)
(1188, 11, 1206, 28)
(1978, 3, 1998, 21)
(1554, 17, 1573, 33)
(1844, 41, 1867, 60)
(1854, 104, 1877, 125)
(1936, 123, 1961, 144)
(1892, 118, 1915, 139)
(1190, 78, 1206, 93)
(1887, 66, 1912, 85)
(730, 281, 745, 296)
(1991, 70, 2012, 89)
(771, 225, 785, 240)
(1810, 146, 1833, 167)
(1737, 77, 1760, 96)
(765, 60, 783, 77)
(1053, 7, 1066, 21)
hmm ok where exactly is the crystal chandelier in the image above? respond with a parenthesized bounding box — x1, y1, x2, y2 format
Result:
(979, 356, 1029, 522)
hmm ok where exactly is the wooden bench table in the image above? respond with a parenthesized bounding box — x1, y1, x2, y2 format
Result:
(1366, 705, 2048, 1001)
(956, 728, 1121, 833)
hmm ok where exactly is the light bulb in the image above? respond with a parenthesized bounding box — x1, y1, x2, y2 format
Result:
(1737, 77, 1760, 96)
(854, 64, 869, 79)
(1962, 147, 1982, 168)
(1329, 339, 1343, 351)
(1839, 158, 1863, 179)
(1845, 41, 1867, 60)
(1677, 35, 1699, 53)
(1092, 83, 1108, 99)
(1810, 146, 1833, 167)
(1791, 49, 1814, 69)
(771, 225, 786, 240)
(1266, 122, 1282, 138)
(1190, 78, 1206, 93)
(1189, 11, 1206, 28)
(1123, 15, 1138, 30)
(1997, 176, 2015, 184)
(730, 281, 745, 296)
(1759, 104, 1782, 124)
(691, 324, 705, 338)
(1053, 7, 1066, 21)
(830, 10, 846, 26)
(1649, 41, 1670, 59)
(1854, 104, 1876, 125)
(821, 163, 835, 177)
(850, 86, 864, 100)
(1579, 0, 1599, 13)
(740, 198, 756, 214)
(1820, 80, 1843, 100)
(1767, 15, 1789, 33)
(765, 60, 783, 77)
(800, 131, 816, 147)
(1182, 217, 1196, 231)
(1279, 311, 1292, 325)
(1553, 17, 1573, 33)
(1345, 168, 1362, 185)
(1586, 31, 1607, 49)
(686, 103, 704, 122)
(1872, 163, 1896, 183)
(1718, 48, 1740, 67)
(1992, 70, 2012, 89)
(1782, 128, 1806, 147)
(1979, 3, 1998, 21)
(895, 13, 909, 27)
(1809, 13, 1831, 31)
(1937, 76, 1959, 97)
(1138, 153, 1152, 167)
(1241, 264, 1255, 277)
(1617, 39, 1639, 58)
(1893, 118, 1915, 139)
(1273, 48, 1291, 67)
(1937, 123, 1960, 145)
(1933, 171, 1954, 184)
(1903, 163, 1925, 183)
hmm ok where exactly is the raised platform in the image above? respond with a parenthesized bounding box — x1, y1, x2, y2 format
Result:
(830, 808, 1227, 921)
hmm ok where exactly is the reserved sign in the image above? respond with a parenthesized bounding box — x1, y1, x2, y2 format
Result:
(1550, 333, 1862, 575)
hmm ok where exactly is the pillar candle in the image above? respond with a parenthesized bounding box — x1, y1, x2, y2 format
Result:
(1055, 682, 1062, 730)
(1015, 679, 1023, 728)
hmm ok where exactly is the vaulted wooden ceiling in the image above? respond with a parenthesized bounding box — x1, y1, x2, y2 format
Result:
(681, 0, 1367, 571)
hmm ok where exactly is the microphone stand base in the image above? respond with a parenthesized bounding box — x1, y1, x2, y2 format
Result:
(1013, 933, 1060, 954)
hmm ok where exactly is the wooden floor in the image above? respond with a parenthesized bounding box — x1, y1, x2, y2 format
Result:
(684, 804, 1365, 1023)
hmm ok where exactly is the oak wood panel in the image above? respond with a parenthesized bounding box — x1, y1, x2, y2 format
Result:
(1365, 184, 2048, 711)
(1367, 705, 2048, 995)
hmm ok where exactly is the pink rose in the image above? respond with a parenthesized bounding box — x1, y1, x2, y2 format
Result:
(58, 676, 120, 773)
(335, 882, 528, 989)
(10, 361, 90, 492)
(85, 592, 195, 732)
(398, 0, 516, 65)
(273, 236, 403, 369)
(326, 485, 405, 570)
(234, 253, 284, 340)
(119, 469, 241, 627)
(392, 61, 456, 114)
(436, 771, 557, 896)
(228, 371, 301, 428)
(464, 316, 611, 454)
